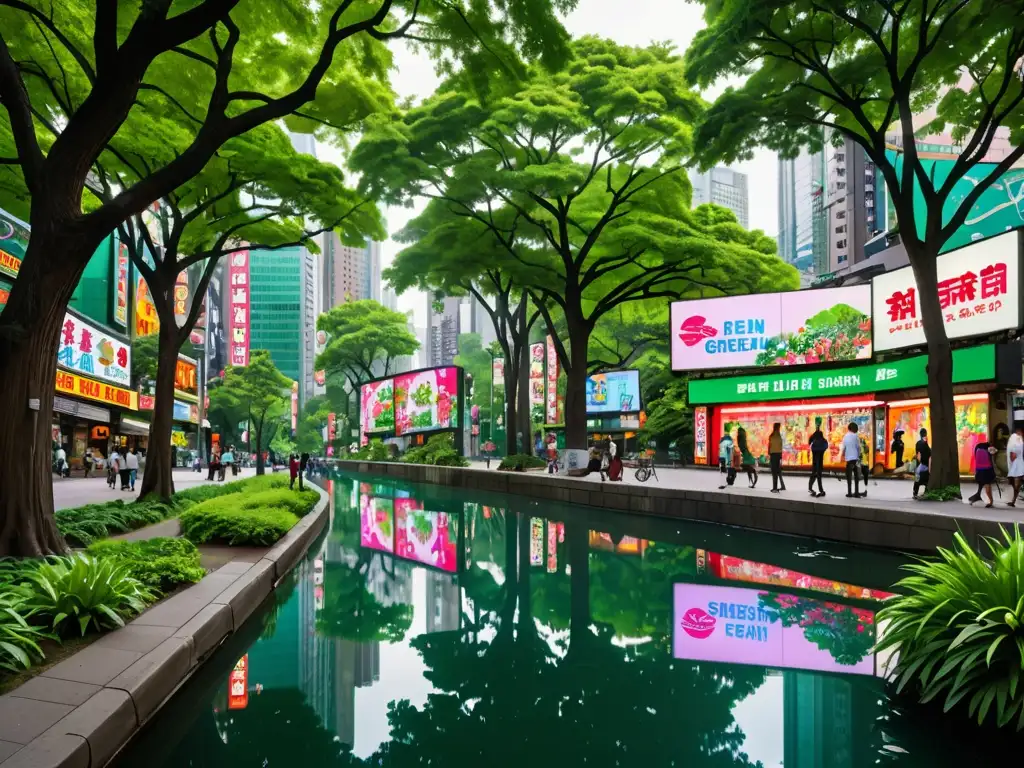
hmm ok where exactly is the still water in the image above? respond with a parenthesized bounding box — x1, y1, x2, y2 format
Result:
(114, 473, 1006, 767)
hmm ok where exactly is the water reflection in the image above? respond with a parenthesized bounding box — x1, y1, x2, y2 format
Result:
(114, 474, 1001, 767)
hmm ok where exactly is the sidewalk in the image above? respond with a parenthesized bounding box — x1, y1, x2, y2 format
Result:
(52, 467, 257, 510)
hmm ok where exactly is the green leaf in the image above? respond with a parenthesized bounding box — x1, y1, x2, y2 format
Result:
(0, 640, 31, 668)
(986, 634, 1009, 667)
(948, 622, 993, 651)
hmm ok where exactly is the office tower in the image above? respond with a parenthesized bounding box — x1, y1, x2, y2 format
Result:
(689, 166, 750, 228)
(425, 571, 460, 633)
(826, 138, 879, 271)
(366, 239, 382, 303)
(426, 295, 462, 367)
(248, 247, 303, 383)
(777, 149, 828, 276)
(322, 234, 376, 307)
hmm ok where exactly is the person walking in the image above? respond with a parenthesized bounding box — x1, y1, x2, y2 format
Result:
(1007, 425, 1024, 507)
(289, 454, 300, 489)
(891, 430, 905, 471)
(842, 422, 863, 498)
(220, 446, 233, 481)
(125, 447, 140, 491)
(108, 448, 121, 490)
(230, 445, 239, 476)
(768, 422, 786, 493)
(913, 429, 931, 498)
(117, 448, 131, 491)
(737, 427, 757, 488)
(54, 445, 67, 479)
(808, 421, 828, 498)
(718, 433, 735, 489)
(969, 437, 998, 508)
(208, 451, 219, 482)
(83, 448, 94, 478)
(299, 452, 309, 491)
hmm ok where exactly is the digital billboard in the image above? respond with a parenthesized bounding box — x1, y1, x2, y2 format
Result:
(395, 500, 457, 573)
(361, 379, 394, 434)
(227, 250, 250, 367)
(394, 366, 458, 436)
(872, 230, 1021, 351)
(57, 310, 132, 387)
(670, 285, 872, 372)
(673, 583, 876, 676)
(586, 369, 640, 414)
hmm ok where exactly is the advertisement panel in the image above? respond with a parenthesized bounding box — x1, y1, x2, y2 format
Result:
(327, 412, 336, 442)
(135, 274, 159, 338)
(57, 311, 131, 386)
(586, 369, 640, 414)
(545, 335, 560, 424)
(395, 501, 457, 573)
(174, 356, 198, 401)
(688, 344, 995, 405)
(55, 371, 139, 410)
(0, 207, 29, 279)
(547, 521, 558, 573)
(361, 379, 394, 434)
(529, 342, 545, 421)
(673, 583, 876, 675)
(872, 231, 1020, 351)
(671, 285, 872, 371)
(171, 400, 199, 424)
(227, 250, 250, 367)
(0, 279, 11, 313)
(693, 406, 708, 465)
(530, 518, 544, 567)
(394, 366, 459, 436)
(190, 293, 206, 346)
(113, 243, 129, 328)
(291, 381, 298, 435)
(173, 269, 189, 326)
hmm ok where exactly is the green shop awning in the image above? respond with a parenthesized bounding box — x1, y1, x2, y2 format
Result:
(688, 345, 996, 405)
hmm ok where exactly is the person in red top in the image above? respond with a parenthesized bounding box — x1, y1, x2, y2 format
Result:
(289, 454, 300, 490)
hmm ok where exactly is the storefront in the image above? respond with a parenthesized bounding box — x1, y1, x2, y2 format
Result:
(689, 344, 1021, 474)
(53, 371, 140, 467)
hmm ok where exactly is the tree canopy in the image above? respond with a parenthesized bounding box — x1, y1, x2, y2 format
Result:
(316, 299, 419, 386)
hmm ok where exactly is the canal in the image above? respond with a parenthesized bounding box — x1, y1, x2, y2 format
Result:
(112, 472, 1009, 767)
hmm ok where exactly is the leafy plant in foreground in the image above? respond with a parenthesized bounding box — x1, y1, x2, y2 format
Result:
(17, 555, 153, 637)
(875, 527, 1024, 729)
(87, 538, 206, 593)
(0, 590, 49, 673)
(179, 496, 299, 547)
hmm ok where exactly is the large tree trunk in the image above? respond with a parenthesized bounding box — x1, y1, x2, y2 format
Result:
(911, 246, 960, 492)
(504, 363, 519, 457)
(138, 322, 181, 500)
(0, 232, 98, 556)
(517, 343, 531, 455)
(255, 421, 266, 475)
(562, 322, 590, 451)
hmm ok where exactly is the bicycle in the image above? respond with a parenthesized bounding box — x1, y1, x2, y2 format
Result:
(634, 455, 659, 483)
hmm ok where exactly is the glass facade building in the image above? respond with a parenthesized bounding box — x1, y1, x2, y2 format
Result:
(777, 149, 827, 276)
(689, 166, 750, 229)
(249, 247, 303, 384)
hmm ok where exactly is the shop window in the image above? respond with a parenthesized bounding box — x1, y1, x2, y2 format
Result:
(885, 394, 988, 474)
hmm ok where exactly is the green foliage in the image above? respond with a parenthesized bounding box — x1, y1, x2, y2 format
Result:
(754, 306, 871, 367)
(240, 489, 320, 518)
(918, 485, 963, 502)
(86, 538, 205, 594)
(316, 562, 413, 642)
(876, 528, 1024, 729)
(0, 590, 49, 674)
(351, 441, 392, 462)
(179, 495, 299, 547)
(315, 301, 418, 388)
(497, 454, 547, 471)
(401, 434, 468, 467)
(173, 473, 291, 506)
(16, 555, 152, 637)
(55, 499, 175, 547)
(211, 351, 293, 462)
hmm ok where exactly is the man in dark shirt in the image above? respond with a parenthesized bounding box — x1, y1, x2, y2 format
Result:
(914, 428, 931, 498)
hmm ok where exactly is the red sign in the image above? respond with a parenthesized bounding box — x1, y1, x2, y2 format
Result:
(114, 243, 129, 327)
(0, 283, 9, 311)
(174, 269, 189, 320)
(327, 412, 336, 441)
(546, 521, 558, 573)
(693, 406, 708, 465)
(228, 251, 250, 367)
(227, 655, 248, 710)
(139, 394, 155, 410)
(545, 335, 560, 424)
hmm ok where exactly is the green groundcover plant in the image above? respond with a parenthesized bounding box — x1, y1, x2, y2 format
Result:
(401, 433, 468, 467)
(0, 589, 49, 673)
(240, 488, 320, 518)
(179, 492, 310, 547)
(498, 454, 547, 471)
(876, 526, 1024, 729)
(86, 538, 205, 593)
(55, 499, 174, 547)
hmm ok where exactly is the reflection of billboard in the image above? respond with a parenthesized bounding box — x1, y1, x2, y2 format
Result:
(395, 500, 456, 573)
(586, 370, 640, 414)
(394, 366, 458, 436)
(227, 655, 248, 710)
(361, 379, 394, 434)
(360, 494, 395, 554)
(671, 285, 873, 371)
(697, 551, 895, 601)
(588, 530, 648, 556)
(673, 583, 876, 676)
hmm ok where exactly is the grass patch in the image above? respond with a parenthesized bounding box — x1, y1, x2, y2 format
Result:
(917, 484, 963, 502)
(86, 538, 205, 593)
(179, 494, 299, 546)
(498, 454, 547, 471)
(56, 499, 174, 547)
(173, 473, 291, 506)
(240, 488, 320, 518)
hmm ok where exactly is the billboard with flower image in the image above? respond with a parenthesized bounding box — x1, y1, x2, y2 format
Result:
(394, 366, 459, 436)
(361, 379, 394, 434)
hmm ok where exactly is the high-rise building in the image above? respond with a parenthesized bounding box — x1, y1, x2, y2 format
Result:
(322, 234, 376, 308)
(777, 149, 827, 275)
(366, 239, 382, 303)
(425, 571, 460, 633)
(689, 166, 750, 228)
(782, 670, 877, 768)
(427, 295, 462, 367)
(825, 138, 880, 272)
(249, 247, 303, 384)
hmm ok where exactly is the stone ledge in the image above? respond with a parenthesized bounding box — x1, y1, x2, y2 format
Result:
(0, 481, 330, 768)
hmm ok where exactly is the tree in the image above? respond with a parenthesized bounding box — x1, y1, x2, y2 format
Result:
(316, 300, 418, 387)
(453, 332, 493, 443)
(0, 0, 574, 555)
(356, 37, 798, 450)
(684, 0, 1024, 489)
(209, 350, 290, 474)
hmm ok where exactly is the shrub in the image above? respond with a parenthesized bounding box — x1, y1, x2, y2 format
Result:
(87, 538, 205, 593)
(173, 473, 290, 506)
(0, 590, 49, 673)
(16, 554, 153, 637)
(55, 499, 174, 546)
(351, 440, 392, 462)
(498, 454, 547, 471)
(240, 488, 320, 518)
(179, 494, 299, 546)
(401, 434, 468, 467)
(875, 527, 1024, 729)
(917, 484, 963, 502)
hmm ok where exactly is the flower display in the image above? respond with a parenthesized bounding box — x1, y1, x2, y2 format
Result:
(755, 304, 871, 367)
(758, 591, 875, 666)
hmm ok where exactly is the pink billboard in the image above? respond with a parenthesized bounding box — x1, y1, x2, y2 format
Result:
(673, 583, 876, 676)
(394, 366, 458, 436)
(361, 379, 394, 434)
(360, 494, 394, 554)
(227, 250, 250, 367)
(395, 501, 457, 573)
(670, 285, 872, 372)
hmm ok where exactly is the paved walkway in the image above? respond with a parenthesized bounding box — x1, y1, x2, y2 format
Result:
(52, 467, 258, 510)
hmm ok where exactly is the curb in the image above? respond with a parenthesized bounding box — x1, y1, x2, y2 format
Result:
(325, 460, 1016, 552)
(0, 482, 330, 768)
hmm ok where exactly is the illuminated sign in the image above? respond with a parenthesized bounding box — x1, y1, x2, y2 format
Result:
(57, 311, 132, 386)
(55, 371, 139, 411)
(173, 269, 189, 321)
(586, 369, 640, 414)
(174, 356, 199, 401)
(693, 406, 708, 465)
(546, 335, 560, 423)
(530, 518, 544, 566)
(228, 250, 250, 366)
(529, 342, 545, 421)
(135, 274, 159, 338)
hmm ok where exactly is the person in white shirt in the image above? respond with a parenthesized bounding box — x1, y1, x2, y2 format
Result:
(1007, 425, 1024, 507)
(108, 449, 121, 489)
(841, 422, 863, 498)
(125, 448, 140, 491)
(54, 446, 67, 479)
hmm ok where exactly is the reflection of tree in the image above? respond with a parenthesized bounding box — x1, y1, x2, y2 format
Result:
(316, 561, 412, 642)
(759, 592, 874, 666)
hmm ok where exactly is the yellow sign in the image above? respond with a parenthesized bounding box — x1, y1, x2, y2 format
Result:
(56, 371, 139, 411)
(135, 275, 159, 338)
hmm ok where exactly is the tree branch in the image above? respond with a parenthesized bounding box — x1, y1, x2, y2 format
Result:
(0, 34, 44, 189)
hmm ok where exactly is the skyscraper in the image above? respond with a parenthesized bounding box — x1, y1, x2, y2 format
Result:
(689, 166, 750, 228)
(777, 148, 828, 276)
(825, 138, 879, 272)
(322, 234, 376, 308)
(249, 247, 303, 383)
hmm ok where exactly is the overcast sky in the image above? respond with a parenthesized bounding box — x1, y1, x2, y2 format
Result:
(320, 0, 779, 327)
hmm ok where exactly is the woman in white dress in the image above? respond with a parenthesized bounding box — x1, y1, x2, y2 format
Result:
(1006, 425, 1024, 507)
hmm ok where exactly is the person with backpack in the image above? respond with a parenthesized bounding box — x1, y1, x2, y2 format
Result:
(913, 428, 931, 499)
(808, 421, 828, 498)
(718, 433, 735, 489)
(737, 426, 757, 488)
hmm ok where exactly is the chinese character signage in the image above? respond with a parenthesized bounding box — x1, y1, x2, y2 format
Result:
(228, 655, 248, 710)
(671, 285, 872, 371)
(872, 231, 1021, 351)
(693, 406, 708, 465)
(0, 207, 29, 279)
(57, 311, 132, 386)
(174, 356, 198, 401)
(139, 394, 155, 411)
(113, 243, 129, 328)
(291, 381, 298, 435)
(687, 344, 995, 405)
(55, 371, 138, 410)
(228, 250, 250, 367)
(545, 335, 560, 424)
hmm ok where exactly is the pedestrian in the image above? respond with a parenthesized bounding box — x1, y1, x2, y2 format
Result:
(230, 445, 239, 477)
(208, 451, 219, 482)
(808, 420, 828, 498)
(859, 434, 871, 497)
(969, 436, 998, 508)
(768, 422, 786, 493)
(1007, 425, 1024, 507)
(108, 448, 121, 489)
(117, 448, 131, 491)
(737, 427, 757, 487)
(607, 439, 623, 482)
(54, 444, 67, 479)
(220, 446, 233, 481)
(718, 433, 735, 489)
(125, 446, 139, 491)
(289, 454, 300, 489)
(83, 448, 93, 479)
(299, 452, 309, 491)
(913, 428, 931, 499)
(841, 422, 863, 498)
(891, 429, 905, 471)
